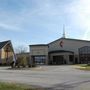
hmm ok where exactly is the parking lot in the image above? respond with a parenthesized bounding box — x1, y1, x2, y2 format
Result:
(0, 65, 90, 90)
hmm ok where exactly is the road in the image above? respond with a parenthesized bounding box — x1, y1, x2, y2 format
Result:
(0, 65, 90, 90)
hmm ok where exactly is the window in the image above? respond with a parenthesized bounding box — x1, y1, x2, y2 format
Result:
(34, 56, 46, 64)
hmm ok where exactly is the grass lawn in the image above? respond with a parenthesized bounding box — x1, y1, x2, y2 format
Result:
(76, 64, 90, 71)
(0, 82, 37, 90)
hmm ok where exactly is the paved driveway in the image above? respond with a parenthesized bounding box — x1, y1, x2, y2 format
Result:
(0, 65, 90, 90)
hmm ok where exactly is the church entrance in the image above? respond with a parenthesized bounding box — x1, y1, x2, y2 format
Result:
(49, 50, 74, 65)
(53, 55, 64, 65)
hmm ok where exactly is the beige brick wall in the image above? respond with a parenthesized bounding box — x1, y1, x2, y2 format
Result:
(1, 49, 5, 59)
(30, 45, 48, 64)
(30, 46, 48, 56)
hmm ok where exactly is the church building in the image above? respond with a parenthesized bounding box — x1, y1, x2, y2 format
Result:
(0, 40, 15, 65)
(29, 31, 90, 65)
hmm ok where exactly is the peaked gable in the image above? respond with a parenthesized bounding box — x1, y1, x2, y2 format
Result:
(0, 40, 11, 49)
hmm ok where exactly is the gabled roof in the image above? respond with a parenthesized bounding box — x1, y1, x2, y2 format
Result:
(48, 38, 90, 45)
(0, 40, 11, 49)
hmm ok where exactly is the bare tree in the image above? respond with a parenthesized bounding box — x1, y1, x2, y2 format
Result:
(14, 46, 29, 68)
(15, 46, 28, 54)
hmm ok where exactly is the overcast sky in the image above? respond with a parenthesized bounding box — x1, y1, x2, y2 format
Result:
(0, 0, 90, 50)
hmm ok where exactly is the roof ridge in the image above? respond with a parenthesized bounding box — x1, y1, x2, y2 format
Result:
(0, 40, 10, 43)
(48, 37, 90, 45)
(0, 40, 11, 49)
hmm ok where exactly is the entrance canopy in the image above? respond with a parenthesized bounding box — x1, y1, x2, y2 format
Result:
(49, 50, 74, 65)
(49, 50, 74, 54)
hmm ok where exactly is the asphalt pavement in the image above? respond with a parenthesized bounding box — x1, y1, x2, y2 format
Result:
(0, 65, 90, 90)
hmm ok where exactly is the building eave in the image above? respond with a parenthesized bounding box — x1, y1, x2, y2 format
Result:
(29, 44, 48, 47)
(48, 38, 90, 45)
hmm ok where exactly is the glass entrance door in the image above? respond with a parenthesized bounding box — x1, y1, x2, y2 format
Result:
(53, 55, 64, 65)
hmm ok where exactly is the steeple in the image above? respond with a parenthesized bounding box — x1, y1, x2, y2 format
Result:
(62, 24, 66, 38)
